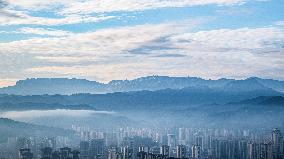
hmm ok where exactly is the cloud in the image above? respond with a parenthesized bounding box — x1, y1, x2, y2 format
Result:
(5, 0, 72, 10)
(60, 0, 247, 15)
(18, 27, 73, 37)
(0, 0, 7, 8)
(0, 22, 190, 55)
(0, 0, 247, 26)
(0, 22, 284, 83)
(0, 78, 17, 88)
(169, 27, 284, 52)
(4, 0, 247, 13)
(0, 0, 270, 26)
(0, 22, 195, 81)
(0, 10, 115, 26)
(275, 21, 284, 26)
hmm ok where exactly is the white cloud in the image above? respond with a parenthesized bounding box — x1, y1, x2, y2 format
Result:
(275, 21, 284, 26)
(5, 0, 73, 10)
(0, 78, 17, 88)
(0, 9, 115, 26)
(0, 22, 284, 83)
(169, 27, 284, 51)
(5, 0, 247, 13)
(18, 27, 73, 37)
(60, 0, 247, 15)
(0, 22, 189, 55)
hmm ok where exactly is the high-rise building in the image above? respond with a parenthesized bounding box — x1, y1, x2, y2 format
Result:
(72, 150, 80, 159)
(176, 145, 186, 158)
(108, 147, 120, 159)
(195, 136, 203, 150)
(150, 146, 160, 155)
(179, 128, 186, 145)
(238, 140, 248, 159)
(219, 140, 229, 159)
(19, 148, 33, 159)
(167, 134, 175, 157)
(260, 142, 273, 159)
(192, 145, 201, 159)
(60, 147, 72, 159)
(122, 146, 133, 159)
(228, 140, 238, 159)
(272, 128, 283, 159)
(89, 139, 105, 159)
(160, 145, 170, 158)
(80, 141, 89, 159)
(40, 147, 52, 159)
(137, 151, 147, 159)
(167, 134, 176, 148)
(52, 151, 60, 159)
(248, 142, 259, 159)
(138, 146, 149, 153)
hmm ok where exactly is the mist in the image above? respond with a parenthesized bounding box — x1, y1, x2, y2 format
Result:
(0, 109, 115, 120)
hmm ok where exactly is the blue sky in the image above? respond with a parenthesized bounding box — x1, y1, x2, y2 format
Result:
(0, 0, 283, 87)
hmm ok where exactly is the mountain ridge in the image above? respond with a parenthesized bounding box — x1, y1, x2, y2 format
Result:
(228, 96, 284, 106)
(1, 76, 284, 95)
(0, 86, 282, 111)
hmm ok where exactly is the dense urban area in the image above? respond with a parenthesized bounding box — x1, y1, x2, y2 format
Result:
(0, 126, 283, 159)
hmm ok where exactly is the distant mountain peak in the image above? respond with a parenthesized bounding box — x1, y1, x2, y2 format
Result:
(0, 76, 283, 95)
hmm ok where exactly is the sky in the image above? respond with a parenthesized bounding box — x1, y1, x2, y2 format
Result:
(0, 0, 284, 87)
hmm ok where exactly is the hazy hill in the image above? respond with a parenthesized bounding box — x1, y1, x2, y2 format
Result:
(230, 96, 284, 106)
(168, 95, 284, 128)
(0, 118, 74, 143)
(0, 76, 283, 95)
(222, 78, 275, 92)
(0, 102, 94, 111)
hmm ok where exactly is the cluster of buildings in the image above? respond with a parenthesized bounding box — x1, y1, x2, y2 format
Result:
(18, 147, 79, 159)
(0, 127, 283, 159)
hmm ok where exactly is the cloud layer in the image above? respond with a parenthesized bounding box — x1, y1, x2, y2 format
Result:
(0, 0, 247, 26)
(0, 0, 283, 86)
(1, 22, 283, 82)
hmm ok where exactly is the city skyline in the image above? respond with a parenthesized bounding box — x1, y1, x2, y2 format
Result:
(1, 123, 283, 159)
(0, 0, 284, 87)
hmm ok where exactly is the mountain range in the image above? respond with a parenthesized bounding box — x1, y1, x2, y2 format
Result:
(0, 76, 283, 95)
(0, 76, 283, 129)
(0, 83, 282, 111)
